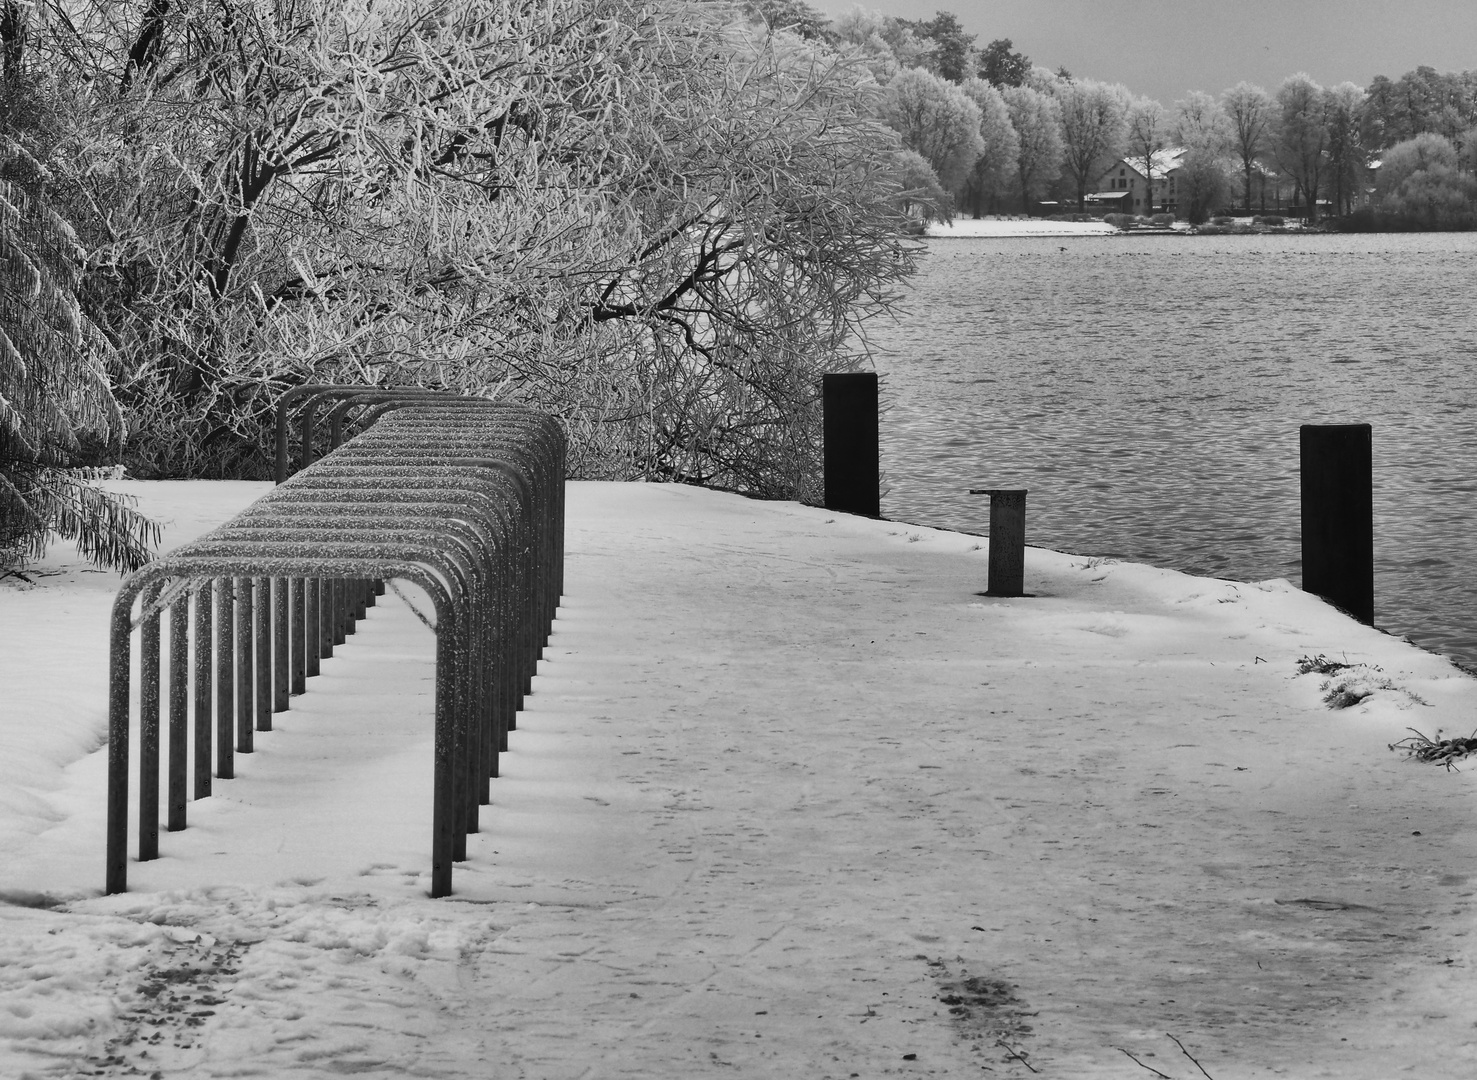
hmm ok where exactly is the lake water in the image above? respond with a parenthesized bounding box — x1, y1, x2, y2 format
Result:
(870, 231, 1477, 670)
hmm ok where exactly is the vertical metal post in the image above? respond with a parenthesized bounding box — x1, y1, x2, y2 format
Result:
(236, 576, 253, 753)
(823, 372, 881, 518)
(969, 488, 1027, 597)
(216, 578, 235, 779)
(272, 577, 289, 712)
(300, 405, 318, 471)
(105, 594, 135, 895)
(292, 577, 308, 690)
(333, 579, 348, 645)
(254, 576, 272, 731)
(306, 578, 322, 676)
(322, 579, 337, 656)
(194, 583, 213, 798)
(168, 598, 189, 830)
(1300, 424, 1374, 625)
(139, 583, 162, 861)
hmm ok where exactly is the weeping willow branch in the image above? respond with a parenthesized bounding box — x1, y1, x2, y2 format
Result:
(1, 133, 158, 572)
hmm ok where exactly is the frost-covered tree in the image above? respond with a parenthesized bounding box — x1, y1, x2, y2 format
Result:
(1023, 65, 1063, 95)
(1222, 82, 1273, 212)
(1363, 66, 1477, 150)
(1274, 73, 1330, 220)
(1371, 132, 1477, 228)
(831, 5, 906, 82)
(1001, 84, 1064, 210)
(1459, 125, 1477, 172)
(1176, 148, 1232, 224)
(1125, 96, 1172, 212)
(828, 7, 931, 80)
(958, 77, 1019, 215)
(1171, 91, 1234, 223)
(1377, 132, 1460, 192)
(892, 147, 952, 221)
(18, 0, 920, 499)
(1323, 81, 1369, 217)
(1056, 78, 1128, 211)
(1174, 91, 1232, 155)
(742, 0, 830, 38)
(880, 66, 984, 192)
(896, 10, 973, 84)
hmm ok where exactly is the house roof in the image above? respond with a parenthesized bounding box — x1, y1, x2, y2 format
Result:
(1100, 147, 1189, 183)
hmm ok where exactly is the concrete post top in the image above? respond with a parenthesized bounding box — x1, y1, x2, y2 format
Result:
(968, 488, 1027, 498)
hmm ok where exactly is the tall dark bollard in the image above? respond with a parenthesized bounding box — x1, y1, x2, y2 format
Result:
(1300, 423, 1373, 625)
(969, 488, 1027, 597)
(823, 372, 880, 518)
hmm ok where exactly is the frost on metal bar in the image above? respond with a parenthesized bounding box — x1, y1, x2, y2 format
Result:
(106, 393, 566, 898)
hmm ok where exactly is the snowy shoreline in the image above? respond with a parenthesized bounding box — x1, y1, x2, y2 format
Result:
(922, 216, 1325, 239)
(4, 480, 1477, 1077)
(925, 216, 1118, 238)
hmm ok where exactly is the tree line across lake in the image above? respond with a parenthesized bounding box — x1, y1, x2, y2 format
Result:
(764, 1, 1477, 229)
(1, 1, 1472, 576)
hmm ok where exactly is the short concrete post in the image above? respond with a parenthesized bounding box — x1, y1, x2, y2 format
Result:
(1300, 424, 1373, 624)
(969, 488, 1027, 597)
(823, 372, 880, 518)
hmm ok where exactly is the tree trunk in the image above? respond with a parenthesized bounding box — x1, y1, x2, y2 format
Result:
(1, 0, 25, 88)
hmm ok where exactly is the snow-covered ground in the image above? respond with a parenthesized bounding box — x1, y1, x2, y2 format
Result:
(927, 217, 1118, 238)
(3, 480, 1477, 1078)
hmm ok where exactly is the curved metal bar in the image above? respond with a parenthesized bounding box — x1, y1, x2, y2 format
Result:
(107, 558, 460, 895)
(323, 390, 469, 456)
(108, 391, 565, 899)
(280, 386, 458, 481)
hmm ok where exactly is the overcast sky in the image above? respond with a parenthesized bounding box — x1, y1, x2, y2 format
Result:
(812, 0, 1477, 105)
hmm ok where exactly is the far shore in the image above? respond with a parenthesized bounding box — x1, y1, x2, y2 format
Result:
(924, 214, 1464, 239)
(925, 216, 1118, 238)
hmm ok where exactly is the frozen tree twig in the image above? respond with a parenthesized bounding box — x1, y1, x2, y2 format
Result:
(1168, 1033, 1216, 1079)
(995, 1038, 1039, 1073)
(1116, 1047, 1173, 1079)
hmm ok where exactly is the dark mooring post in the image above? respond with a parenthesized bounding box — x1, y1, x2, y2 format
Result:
(1300, 423, 1373, 625)
(969, 488, 1027, 597)
(823, 372, 880, 517)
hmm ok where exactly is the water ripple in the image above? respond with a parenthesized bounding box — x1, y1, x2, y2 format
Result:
(873, 232, 1477, 668)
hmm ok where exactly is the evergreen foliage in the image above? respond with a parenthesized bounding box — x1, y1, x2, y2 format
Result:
(978, 38, 1029, 88)
(896, 11, 974, 84)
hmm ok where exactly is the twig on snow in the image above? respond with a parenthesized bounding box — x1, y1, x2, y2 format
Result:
(1167, 1033, 1216, 1080)
(1116, 1047, 1173, 1078)
(995, 1038, 1039, 1073)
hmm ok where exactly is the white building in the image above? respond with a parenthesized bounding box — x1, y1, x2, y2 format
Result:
(1091, 148, 1189, 215)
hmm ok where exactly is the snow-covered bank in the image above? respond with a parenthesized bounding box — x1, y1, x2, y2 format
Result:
(926, 216, 1117, 238)
(3, 481, 1477, 1078)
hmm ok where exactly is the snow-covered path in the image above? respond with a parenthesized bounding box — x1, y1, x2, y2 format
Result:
(3, 481, 1477, 1078)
